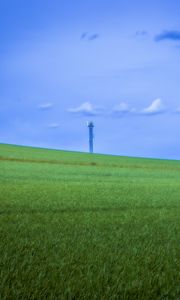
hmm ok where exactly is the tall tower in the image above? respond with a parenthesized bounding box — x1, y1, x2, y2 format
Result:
(87, 121, 94, 153)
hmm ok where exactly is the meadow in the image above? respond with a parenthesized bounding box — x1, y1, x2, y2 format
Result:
(0, 143, 179, 299)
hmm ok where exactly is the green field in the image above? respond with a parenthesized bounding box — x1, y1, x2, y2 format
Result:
(0, 143, 179, 300)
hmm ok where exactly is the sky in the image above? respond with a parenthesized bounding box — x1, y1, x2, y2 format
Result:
(1, 0, 180, 159)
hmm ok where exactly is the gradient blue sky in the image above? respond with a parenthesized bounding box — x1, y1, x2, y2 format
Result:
(1, 0, 180, 159)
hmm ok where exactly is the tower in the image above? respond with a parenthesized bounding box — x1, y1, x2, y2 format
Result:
(87, 121, 94, 153)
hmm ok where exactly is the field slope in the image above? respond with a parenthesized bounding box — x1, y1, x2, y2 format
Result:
(0, 143, 180, 300)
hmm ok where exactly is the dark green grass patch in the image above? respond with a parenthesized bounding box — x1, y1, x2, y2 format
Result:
(0, 144, 180, 299)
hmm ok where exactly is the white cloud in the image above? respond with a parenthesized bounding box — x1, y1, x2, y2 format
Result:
(47, 123, 60, 129)
(68, 102, 103, 116)
(113, 102, 129, 113)
(113, 102, 136, 113)
(38, 102, 53, 110)
(68, 99, 166, 118)
(141, 98, 164, 115)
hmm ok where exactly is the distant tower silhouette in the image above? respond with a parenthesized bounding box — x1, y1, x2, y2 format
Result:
(87, 121, 94, 153)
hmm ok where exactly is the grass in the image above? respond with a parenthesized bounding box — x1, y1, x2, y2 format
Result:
(0, 143, 179, 299)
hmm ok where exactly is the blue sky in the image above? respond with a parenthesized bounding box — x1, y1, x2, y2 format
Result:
(1, 0, 180, 159)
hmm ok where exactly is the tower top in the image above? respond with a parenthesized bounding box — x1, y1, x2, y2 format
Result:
(87, 121, 94, 127)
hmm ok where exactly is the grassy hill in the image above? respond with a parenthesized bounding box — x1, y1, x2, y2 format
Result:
(0, 143, 179, 299)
